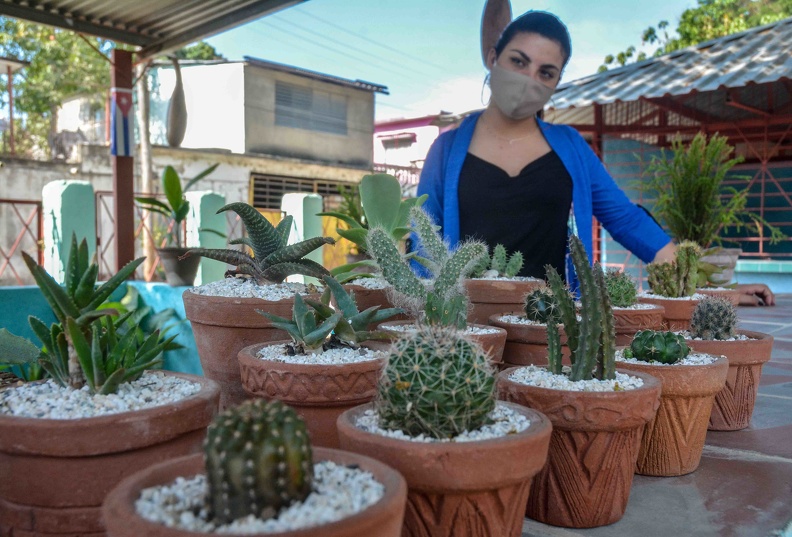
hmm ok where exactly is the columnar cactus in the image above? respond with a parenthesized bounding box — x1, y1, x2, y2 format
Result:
(204, 400, 313, 524)
(376, 324, 496, 439)
(625, 330, 690, 364)
(646, 241, 701, 297)
(603, 268, 638, 307)
(471, 243, 524, 278)
(523, 288, 559, 324)
(690, 296, 738, 340)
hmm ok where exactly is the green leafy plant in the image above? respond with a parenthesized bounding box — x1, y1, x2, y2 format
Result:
(367, 206, 487, 329)
(544, 235, 616, 380)
(646, 241, 701, 298)
(623, 330, 690, 364)
(183, 202, 334, 284)
(523, 288, 559, 324)
(640, 132, 785, 248)
(603, 268, 638, 308)
(135, 164, 219, 248)
(470, 244, 524, 278)
(204, 399, 313, 524)
(690, 296, 738, 340)
(376, 324, 496, 439)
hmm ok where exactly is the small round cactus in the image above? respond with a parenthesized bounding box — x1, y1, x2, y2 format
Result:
(603, 268, 637, 307)
(524, 288, 558, 324)
(627, 330, 690, 364)
(690, 296, 738, 340)
(376, 324, 496, 439)
(204, 399, 313, 524)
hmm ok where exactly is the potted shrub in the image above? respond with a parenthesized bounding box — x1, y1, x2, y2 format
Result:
(135, 164, 219, 286)
(638, 241, 704, 330)
(497, 235, 662, 528)
(616, 330, 727, 476)
(181, 201, 334, 409)
(684, 296, 774, 430)
(237, 275, 401, 448)
(603, 268, 664, 345)
(102, 399, 408, 537)
(0, 238, 219, 536)
(464, 243, 544, 324)
(337, 324, 552, 537)
(367, 206, 508, 365)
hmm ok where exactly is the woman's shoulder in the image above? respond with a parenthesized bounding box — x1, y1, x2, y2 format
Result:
(539, 119, 585, 142)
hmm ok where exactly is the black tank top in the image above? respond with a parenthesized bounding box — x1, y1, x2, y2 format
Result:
(458, 150, 573, 279)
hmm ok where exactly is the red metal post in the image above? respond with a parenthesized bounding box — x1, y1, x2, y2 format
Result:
(111, 49, 135, 272)
(7, 65, 14, 155)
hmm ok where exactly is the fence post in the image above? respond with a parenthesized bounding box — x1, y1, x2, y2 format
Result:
(281, 193, 323, 284)
(185, 190, 226, 286)
(42, 180, 96, 283)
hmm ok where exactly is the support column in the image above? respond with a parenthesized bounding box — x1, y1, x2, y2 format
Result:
(112, 49, 135, 272)
(8, 65, 14, 155)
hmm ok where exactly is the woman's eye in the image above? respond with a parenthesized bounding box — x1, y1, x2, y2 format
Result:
(541, 70, 554, 79)
(511, 57, 525, 67)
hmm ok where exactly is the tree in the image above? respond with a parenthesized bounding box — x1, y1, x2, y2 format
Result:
(599, 0, 792, 72)
(173, 42, 225, 61)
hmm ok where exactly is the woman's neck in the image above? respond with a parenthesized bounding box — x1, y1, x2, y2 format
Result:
(480, 106, 540, 137)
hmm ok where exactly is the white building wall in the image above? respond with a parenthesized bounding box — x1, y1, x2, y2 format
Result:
(374, 124, 439, 168)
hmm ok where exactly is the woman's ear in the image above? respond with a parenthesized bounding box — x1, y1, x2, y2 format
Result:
(486, 48, 497, 70)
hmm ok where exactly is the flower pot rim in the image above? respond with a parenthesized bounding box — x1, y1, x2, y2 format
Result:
(238, 341, 389, 370)
(497, 366, 662, 398)
(684, 329, 773, 344)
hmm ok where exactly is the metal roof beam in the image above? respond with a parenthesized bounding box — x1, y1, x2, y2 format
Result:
(639, 96, 715, 124)
(725, 91, 772, 117)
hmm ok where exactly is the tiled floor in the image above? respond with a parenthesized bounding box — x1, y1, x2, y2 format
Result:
(522, 295, 792, 537)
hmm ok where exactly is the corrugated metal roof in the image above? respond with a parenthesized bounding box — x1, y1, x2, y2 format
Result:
(244, 56, 389, 94)
(549, 16, 792, 111)
(0, 0, 305, 59)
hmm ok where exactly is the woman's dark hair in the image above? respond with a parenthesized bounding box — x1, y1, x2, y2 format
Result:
(494, 11, 572, 67)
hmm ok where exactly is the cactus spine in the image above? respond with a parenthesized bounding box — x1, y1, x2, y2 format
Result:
(204, 400, 313, 524)
(603, 268, 638, 307)
(647, 241, 701, 297)
(470, 243, 524, 278)
(626, 330, 690, 364)
(690, 296, 738, 340)
(523, 288, 559, 324)
(376, 324, 496, 438)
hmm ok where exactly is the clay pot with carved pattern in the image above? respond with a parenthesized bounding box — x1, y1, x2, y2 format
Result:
(612, 304, 665, 346)
(488, 314, 570, 369)
(497, 368, 661, 529)
(238, 341, 387, 449)
(337, 402, 552, 537)
(686, 330, 774, 431)
(637, 294, 702, 331)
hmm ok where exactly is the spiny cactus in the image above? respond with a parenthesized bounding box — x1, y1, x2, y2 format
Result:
(366, 206, 487, 329)
(184, 202, 334, 285)
(204, 400, 313, 524)
(646, 241, 701, 298)
(624, 330, 690, 364)
(471, 243, 524, 278)
(376, 324, 496, 439)
(603, 268, 638, 307)
(690, 296, 738, 340)
(523, 288, 559, 324)
(544, 235, 615, 380)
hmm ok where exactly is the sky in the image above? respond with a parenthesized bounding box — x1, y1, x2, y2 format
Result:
(206, 0, 697, 122)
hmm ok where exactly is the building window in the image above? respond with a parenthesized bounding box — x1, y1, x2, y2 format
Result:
(251, 173, 346, 210)
(379, 132, 417, 150)
(275, 81, 348, 135)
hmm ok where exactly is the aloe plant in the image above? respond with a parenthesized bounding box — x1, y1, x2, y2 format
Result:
(183, 202, 334, 285)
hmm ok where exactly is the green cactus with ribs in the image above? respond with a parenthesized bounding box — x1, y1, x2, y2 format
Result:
(470, 243, 524, 278)
(523, 287, 560, 324)
(203, 399, 313, 524)
(376, 324, 496, 439)
(690, 296, 738, 340)
(624, 330, 690, 364)
(603, 268, 638, 307)
(646, 241, 701, 298)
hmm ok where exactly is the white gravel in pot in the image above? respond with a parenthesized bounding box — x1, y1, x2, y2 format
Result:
(612, 303, 662, 310)
(347, 277, 391, 290)
(495, 314, 546, 326)
(0, 371, 201, 419)
(381, 323, 502, 335)
(354, 402, 530, 443)
(508, 365, 644, 392)
(469, 275, 543, 282)
(135, 460, 384, 533)
(678, 331, 751, 342)
(189, 279, 320, 301)
(615, 348, 719, 366)
(256, 344, 385, 365)
(637, 292, 707, 300)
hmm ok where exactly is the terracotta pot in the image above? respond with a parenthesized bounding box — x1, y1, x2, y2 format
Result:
(489, 314, 570, 369)
(464, 278, 545, 325)
(686, 330, 774, 431)
(497, 368, 661, 528)
(696, 287, 741, 306)
(102, 448, 407, 537)
(377, 320, 507, 366)
(699, 247, 741, 285)
(0, 372, 219, 537)
(637, 295, 701, 331)
(183, 289, 311, 410)
(238, 341, 387, 448)
(156, 247, 201, 287)
(612, 304, 665, 346)
(343, 283, 411, 326)
(616, 356, 728, 476)
(337, 402, 552, 537)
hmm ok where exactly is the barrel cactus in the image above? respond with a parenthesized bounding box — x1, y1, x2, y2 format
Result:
(603, 268, 637, 307)
(523, 288, 559, 324)
(204, 399, 313, 524)
(690, 296, 738, 340)
(376, 324, 496, 439)
(625, 330, 690, 364)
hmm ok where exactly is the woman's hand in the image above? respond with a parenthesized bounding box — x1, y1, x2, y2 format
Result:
(736, 283, 775, 306)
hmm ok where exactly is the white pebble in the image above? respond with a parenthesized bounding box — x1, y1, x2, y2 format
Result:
(615, 348, 720, 366)
(347, 277, 391, 290)
(508, 365, 644, 392)
(256, 344, 384, 365)
(189, 279, 320, 301)
(381, 323, 502, 335)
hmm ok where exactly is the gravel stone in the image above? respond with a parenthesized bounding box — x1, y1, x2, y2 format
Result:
(469, 276, 542, 282)
(679, 331, 751, 342)
(638, 292, 707, 300)
(348, 277, 391, 290)
(189, 279, 320, 301)
(256, 344, 385, 365)
(613, 303, 662, 310)
(381, 323, 502, 335)
(495, 314, 546, 326)
(508, 365, 644, 392)
(616, 348, 720, 366)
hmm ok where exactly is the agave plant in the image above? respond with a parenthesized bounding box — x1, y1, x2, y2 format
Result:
(183, 202, 335, 285)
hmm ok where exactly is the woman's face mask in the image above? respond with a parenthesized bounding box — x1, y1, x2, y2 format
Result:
(489, 63, 555, 120)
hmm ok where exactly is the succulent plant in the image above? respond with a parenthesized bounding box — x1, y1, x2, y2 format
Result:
(646, 241, 701, 298)
(204, 399, 313, 524)
(523, 288, 559, 324)
(184, 202, 334, 285)
(624, 330, 690, 364)
(470, 243, 524, 278)
(690, 296, 738, 340)
(376, 324, 495, 439)
(603, 268, 638, 307)
(366, 206, 487, 329)
(544, 235, 616, 380)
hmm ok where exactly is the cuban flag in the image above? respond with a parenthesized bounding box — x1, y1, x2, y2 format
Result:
(110, 87, 134, 156)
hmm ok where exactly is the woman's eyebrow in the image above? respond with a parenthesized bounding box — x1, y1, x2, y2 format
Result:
(509, 49, 560, 71)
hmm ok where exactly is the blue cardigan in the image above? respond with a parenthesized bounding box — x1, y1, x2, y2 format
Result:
(416, 111, 670, 278)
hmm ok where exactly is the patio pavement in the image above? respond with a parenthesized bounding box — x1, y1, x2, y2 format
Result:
(521, 294, 792, 537)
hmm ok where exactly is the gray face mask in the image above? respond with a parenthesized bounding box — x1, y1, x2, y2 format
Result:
(489, 63, 555, 120)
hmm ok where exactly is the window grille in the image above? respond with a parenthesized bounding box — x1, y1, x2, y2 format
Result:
(275, 81, 348, 135)
(250, 173, 346, 211)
